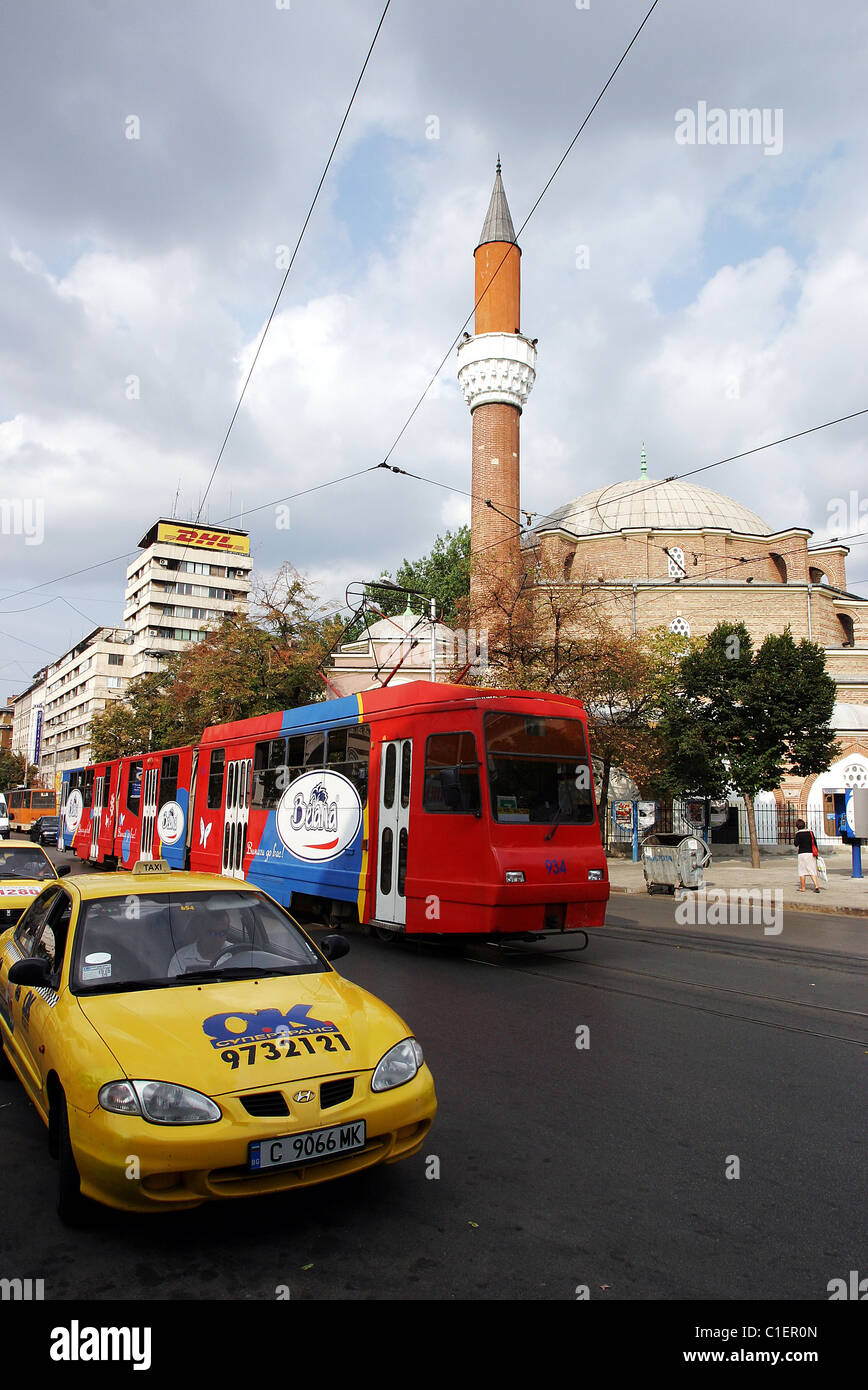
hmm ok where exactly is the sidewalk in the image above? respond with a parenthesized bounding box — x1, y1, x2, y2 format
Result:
(607, 851, 868, 917)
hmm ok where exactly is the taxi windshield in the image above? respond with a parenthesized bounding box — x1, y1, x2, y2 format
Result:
(0, 846, 56, 881)
(70, 891, 323, 994)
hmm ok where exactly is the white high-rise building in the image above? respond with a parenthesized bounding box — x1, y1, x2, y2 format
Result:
(38, 628, 132, 781)
(124, 519, 253, 675)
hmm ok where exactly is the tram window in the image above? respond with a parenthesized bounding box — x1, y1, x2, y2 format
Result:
(304, 733, 324, 766)
(326, 728, 348, 764)
(253, 738, 288, 810)
(82, 768, 94, 809)
(159, 754, 180, 808)
(328, 725, 370, 806)
(397, 827, 408, 897)
(380, 827, 393, 894)
(400, 742, 411, 808)
(207, 749, 225, 809)
(347, 724, 370, 764)
(286, 735, 305, 767)
(127, 761, 143, 816)
(484, 713, 594, 825)
(32, 791, 55, 810)
(383, 744, 397, 809)
(423, 732, 481, 814)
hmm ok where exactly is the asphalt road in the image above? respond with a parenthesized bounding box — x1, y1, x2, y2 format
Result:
(0, 853, 864, 1301)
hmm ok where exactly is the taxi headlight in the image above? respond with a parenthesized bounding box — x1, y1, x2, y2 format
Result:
(99, 1080, 221, 1125)
(371, 1039, 424, 1093)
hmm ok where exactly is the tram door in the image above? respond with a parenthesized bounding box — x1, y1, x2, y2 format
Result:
(90, 775, 105, 860)
(140, 768, 159, 860)
(58, 780, 69, 851)
(222, 758, 251, 879)
(375, 740, 412, 924)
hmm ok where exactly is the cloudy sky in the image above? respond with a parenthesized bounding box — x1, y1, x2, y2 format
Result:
(2, 0, 867, 693)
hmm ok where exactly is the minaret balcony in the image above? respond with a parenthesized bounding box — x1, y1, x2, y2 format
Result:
(457, 331, 537, 411)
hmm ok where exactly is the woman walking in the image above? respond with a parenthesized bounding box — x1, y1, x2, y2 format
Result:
(794, 819, 820, 893)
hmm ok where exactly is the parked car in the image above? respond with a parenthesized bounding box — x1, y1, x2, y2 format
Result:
(30, 816, 60, 847)
(0, 861, 437, 1223)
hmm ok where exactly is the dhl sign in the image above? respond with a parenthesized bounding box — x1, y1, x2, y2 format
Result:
(157, 522, 250, 555)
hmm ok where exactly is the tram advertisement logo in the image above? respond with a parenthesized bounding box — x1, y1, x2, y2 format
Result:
(156, 800, 184, 847)
(275, 770, 362, 863)
(64, 789, 83, 833)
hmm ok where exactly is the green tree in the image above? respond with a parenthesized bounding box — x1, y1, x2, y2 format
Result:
(364, 526, 470, 626)
(659, 622, 838, 867)
(0, 748, 27, 792)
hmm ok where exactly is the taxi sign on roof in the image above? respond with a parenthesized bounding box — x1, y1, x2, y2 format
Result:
(132, 859, 171, 874)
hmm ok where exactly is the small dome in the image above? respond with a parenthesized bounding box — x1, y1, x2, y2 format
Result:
(533, 477, 771, 538)
(364, 606, 453, 644)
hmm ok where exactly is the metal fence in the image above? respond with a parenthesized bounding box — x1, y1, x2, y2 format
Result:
(602, 799, 828, 851)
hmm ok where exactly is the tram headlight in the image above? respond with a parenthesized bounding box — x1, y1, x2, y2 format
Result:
(371, 1039, 423, 1092)
(505, 870, 525, 883)
(588, 869, 603, 881)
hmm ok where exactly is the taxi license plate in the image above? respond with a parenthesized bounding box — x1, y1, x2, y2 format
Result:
(249, 1120, 366, 1171)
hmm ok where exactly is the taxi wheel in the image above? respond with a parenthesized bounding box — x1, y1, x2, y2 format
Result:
(55, 1092, 88, 1227)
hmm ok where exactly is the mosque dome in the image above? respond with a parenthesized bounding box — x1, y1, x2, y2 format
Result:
(532, 477, 771, 539)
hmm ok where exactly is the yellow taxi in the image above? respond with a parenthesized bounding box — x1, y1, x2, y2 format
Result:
(0, 862, 436, 1222)
(0, 839, 70, 929)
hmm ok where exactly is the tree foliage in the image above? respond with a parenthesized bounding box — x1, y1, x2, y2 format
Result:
(461, 552, 687, 813)
(658, 622, 838, 866)
(0, 748, 28, 792)
(363, 526, 470, 627)
(90, 565, 341, 760)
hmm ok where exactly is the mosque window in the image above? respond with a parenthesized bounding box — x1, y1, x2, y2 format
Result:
(842, 762, 868, 789)
(770, 553, 787, 583)
(838, 614, 855, 646)
(668, 616, 691, 637)
(667, 547, 685, 578)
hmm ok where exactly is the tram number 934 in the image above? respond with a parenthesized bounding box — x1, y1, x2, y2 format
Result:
(545, 859, 566, 875)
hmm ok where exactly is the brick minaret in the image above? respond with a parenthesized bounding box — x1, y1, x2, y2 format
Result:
(457, 160, 537, 605)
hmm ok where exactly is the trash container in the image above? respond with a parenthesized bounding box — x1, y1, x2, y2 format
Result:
(641, 832, 711, 894)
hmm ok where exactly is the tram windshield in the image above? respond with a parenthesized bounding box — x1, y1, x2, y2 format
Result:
(484, 713, 594, 826)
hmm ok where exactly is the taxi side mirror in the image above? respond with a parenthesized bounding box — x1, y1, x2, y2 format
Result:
(57, 865, 70, 876)
(320, 934, 350, 962)
(8, 957, 52, 986)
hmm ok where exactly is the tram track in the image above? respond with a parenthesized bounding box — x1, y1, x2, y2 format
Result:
(463, 943, 868, 1047)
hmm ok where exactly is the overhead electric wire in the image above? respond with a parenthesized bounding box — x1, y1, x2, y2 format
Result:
(192, 0, 393, 529)
(378, 0, 662, 469)
(145, 0, 393, 651)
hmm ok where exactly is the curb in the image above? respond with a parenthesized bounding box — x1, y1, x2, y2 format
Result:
(607, 883, 868, 918)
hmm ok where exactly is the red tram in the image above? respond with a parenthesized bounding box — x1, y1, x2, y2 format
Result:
(62, 682, 609, 939)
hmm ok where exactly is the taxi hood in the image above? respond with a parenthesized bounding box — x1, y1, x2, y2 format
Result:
(75, 970, 408, 1095)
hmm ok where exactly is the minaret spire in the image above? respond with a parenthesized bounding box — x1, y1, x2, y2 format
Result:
(477, 158, 517, 249)
(457, 160, 537, 607)
(640, 442, 648, 479)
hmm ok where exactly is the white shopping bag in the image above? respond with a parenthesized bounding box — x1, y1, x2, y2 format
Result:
(815, 855, 828, 882)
